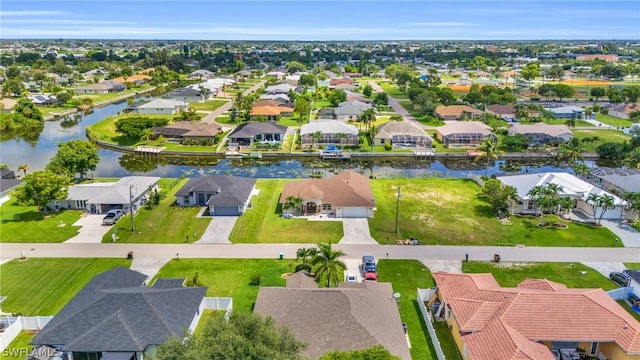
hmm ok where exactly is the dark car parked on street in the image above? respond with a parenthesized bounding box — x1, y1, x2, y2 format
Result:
(609, 272, 630, 287)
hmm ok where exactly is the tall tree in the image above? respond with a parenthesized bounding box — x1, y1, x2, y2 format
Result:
(12, 170, 69, 214)
(312, 242, 346, 287)
(553, 84, 575, 102)
(47, 139, 100, 179)
(294, 97, 312, 124)
(295, 246, 317, 272)
(476, 138, 503, 177)
(520, 63, 540, 83)
(559, 137, 585, 165)
(18, 164, 29, 176)
(152, 312, 306, 360)
(590, 87, 605, 101)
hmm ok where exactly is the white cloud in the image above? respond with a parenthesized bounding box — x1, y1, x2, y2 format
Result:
(0, 10, 69, 17)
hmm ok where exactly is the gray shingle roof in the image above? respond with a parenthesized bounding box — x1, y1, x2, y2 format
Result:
(228, 122, 287, 138)
(254, 282, 410, 359)
(31, 267, 206, 352)
(175, 175, 256, 206)
(152, 278, 186, 289)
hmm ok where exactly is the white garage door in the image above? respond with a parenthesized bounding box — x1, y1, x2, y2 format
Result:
(341, 207, 368, 218)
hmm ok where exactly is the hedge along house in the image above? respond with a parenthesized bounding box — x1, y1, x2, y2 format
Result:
(50, 177, 160, 214)
(175, 175, 257, 216)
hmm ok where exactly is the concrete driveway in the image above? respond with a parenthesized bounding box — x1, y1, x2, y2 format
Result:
(64, 214, 113, 243)
(339, 219, 377, 244)
(599, 219, 640, 248)
(583, 262, 627, 278)
(196, 216, 237, 244)
(343, 258, 363, 282)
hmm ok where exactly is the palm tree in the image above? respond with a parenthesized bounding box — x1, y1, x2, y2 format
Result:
(335, 132, 348, 147)
(572, 162, 591, 178)
(623, 149, 640, 169)
(295, 247, 317, 272)
(140, 128, 154, 143)
(565, 118, 576, 129)
(0, 163, 8, 170)
(310, 131, 322, 148)
(621, 192, 640, 222)
(504, 185, 518, 215)
(587, 193, 601, 225)
(559, 197, 575, 219)
(476, 138, 503, 177)
(596, 194, 615, 225)
(358, 108, 376, 133)
(18, 164, 29, 176)
(312, 243, 346, 287)
(560, 137, 585, 166)
(283, 195, 303, 215)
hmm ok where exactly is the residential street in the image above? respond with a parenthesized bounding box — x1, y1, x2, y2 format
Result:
(368, 80, 423, 129)
(1, 243, 638, 262)
(200, 80, 266, 124)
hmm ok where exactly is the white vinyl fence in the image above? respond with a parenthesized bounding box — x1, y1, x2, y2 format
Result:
(0, 316, 53, 351)
(417, 289, 446, 360)
(607, 286, 633, 300)
(204, 297, 233, 320)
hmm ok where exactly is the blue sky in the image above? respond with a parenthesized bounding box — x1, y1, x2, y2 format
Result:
(1, 1, 638, 40)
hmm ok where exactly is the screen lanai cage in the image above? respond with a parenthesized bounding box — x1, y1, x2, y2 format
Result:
(390, 134, 432, 148)
(442, 132, 496, 147)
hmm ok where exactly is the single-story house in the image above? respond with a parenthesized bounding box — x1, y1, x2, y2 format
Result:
(545, 105, 585, 119)
(82, 68, 108, 81)
(52, 176, 160, 214)
(300, 120, 359, 147)
(610, 103, 640, 119)
(152, 121, 222, 144)
(497, 172, 626, 219)
(254, 272, 409, 359)
(110, 74, 152, 85)
(279, 170, 375, 218)
(576, 54, 619, 62)
(432, 272, 640, 360)
(188, 69, 216, 80)
(374, 121, 433, 148)
(73, 83, 113, 95)
(332, 82, 357, 91)
(435, 105, 482, 121)
(101, 80, 126, 91)
(31, 267, 206, 360)
(317, 109, 336, 120)
(227, 122, 287, 146)
(190, 78, 235, 95)
(345, 91, 372, 104)
(507, 123, 574, 145)
(165, 87, 211, 103)
(334, 101, 372, 121)
(342, 72, 363, 78)
(264, 83, 295, 95)
(436, 121, 496, 148)
(324, 70, 339, 79)
(588, 167, 640, 195)
(175, 175, 256, 216)
(330, 78, 354, 87)
(259, 94, 290, 103)
(0, 98, 17, 113)
(266, 70, 287, 80)
(253, 99, 295, 108)
(0, 178, 23, 202)
(29, 95, 57, 106)
(485, 104, 540, 120)
(249, 106, 294, 121)
(135, 99, 188, 115)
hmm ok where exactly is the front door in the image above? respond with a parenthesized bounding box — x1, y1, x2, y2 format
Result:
(306, 202, 317, 215)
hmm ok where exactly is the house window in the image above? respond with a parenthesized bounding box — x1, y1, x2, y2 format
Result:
(322, 204, 332, 211)
(527, 201, 535, 210)
(183, 196, 190, 205)
(590, 342, 598, 355)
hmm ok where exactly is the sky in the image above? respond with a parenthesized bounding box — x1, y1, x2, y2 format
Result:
(0, 1, 639, 41)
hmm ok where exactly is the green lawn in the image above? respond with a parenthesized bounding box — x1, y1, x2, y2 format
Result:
(596, 113, 635, 128)
(40, 106, 72, 116)
(369, 178, 620, 246)
(573, 129, 632, 152)
(433, 320, 463, 360)
(0, 200, 81, 243)
(229, 180, 343, 243)
(0, 332, 35, 360)
(618, 300, 640, 322)
(462, 261, 617, 290)
(154, 259, 292, 312)
(397, 101, 444, 126)
(312, 100, 331, 110)
(536, 118, 593, 127)
(0, 258, 131, 315)
(104, 179, 210, 243)
(378, 260, 437, 360)
(278, 116, 304, 127)
(378, 82, 409, 99)
(188, 99, 229, 111)
(626, 263, 640, 269)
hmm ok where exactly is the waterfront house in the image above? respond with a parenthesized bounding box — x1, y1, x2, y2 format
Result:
(432, 272, 640, 360)
(374, 121, 433, 148)
(135, 99, 187, 115)
(507, 123, 574, 145)
(175, 175, 256, 216)
(227, 122, 287, 146)
(588, 167, 640, 195)
(300, 120, 359, 147)
(0, 98, 17, 113)
(436, 121, 496, 148)
(152, 121, 222, 144)
(165, 87, 212, 103)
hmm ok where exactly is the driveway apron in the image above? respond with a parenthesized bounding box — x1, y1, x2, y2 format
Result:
(196, 216, 238, 244)
(339, 218, 377, 244)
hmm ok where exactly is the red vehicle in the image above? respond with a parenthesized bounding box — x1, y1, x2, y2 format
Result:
(364, 272, 378, 282)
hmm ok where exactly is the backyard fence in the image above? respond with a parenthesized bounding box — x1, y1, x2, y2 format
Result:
(204, 297, 233, 321)
(417, 289, 446, 360)
(0, 316, 53, 352)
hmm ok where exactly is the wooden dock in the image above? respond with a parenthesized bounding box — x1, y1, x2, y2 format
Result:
(321, 151, 351, 160)
(414, 149, 436, 158)
(135, 146, 165, 154)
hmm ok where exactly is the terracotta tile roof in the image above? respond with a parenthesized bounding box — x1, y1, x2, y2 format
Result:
(279, 170, 374, 207)
(250, 105, 293, 116)
(435, 105, 482, 117)
(434, 272, 640, 360)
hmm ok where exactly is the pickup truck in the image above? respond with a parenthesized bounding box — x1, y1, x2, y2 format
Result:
(361, 255, 377, 274)
(102, 209, 124, 225)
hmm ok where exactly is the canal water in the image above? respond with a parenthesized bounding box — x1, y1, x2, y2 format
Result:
(0, 100, 593, 179)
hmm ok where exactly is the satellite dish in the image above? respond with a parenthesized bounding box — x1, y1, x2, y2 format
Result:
(393, 292, 401, 299)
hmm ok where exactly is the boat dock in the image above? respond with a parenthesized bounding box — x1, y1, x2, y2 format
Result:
(414, 149, 436, 158)
(135, 146, 165, 154)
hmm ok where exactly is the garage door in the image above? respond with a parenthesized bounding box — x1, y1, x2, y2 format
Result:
(213, 206, 239, 216)
(341, 207, 368, 218)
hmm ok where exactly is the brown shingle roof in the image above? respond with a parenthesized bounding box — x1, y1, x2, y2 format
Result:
(486, 104, 516, 115)
(436, 121, 493, 136)
(279, 171, 374, 207)
(285, 271, 318, 289)
(254, 282, 410, 359)
(434, 272, 640, 360)
(153, 121, 221, 137)
(509, 123, 573, 137)
(435, 105, 482, 117)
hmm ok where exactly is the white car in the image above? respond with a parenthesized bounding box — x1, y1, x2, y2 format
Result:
(345, 274, 358, 283)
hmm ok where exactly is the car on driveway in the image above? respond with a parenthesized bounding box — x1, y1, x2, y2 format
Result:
(102, 209, 124, 226)
(609, 272, 630, 287)
(345, 274, 358, 283)
(361, 255, 377, 274)
(364, 272, 378, 282)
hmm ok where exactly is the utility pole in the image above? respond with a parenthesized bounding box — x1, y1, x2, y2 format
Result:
(395, 186, 401, 234)
(129, 185, 135, 232)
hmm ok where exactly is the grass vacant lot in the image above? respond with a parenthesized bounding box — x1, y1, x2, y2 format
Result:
(1, 200, 81, 243)
(0, 258, 131, 315)
(154, 259, 293, 312)
(378, 260, 437, 360)
(104, 179, 211, 243)
(369, 178, 620, 247)
(462, 261, 617, 290)
(379, 82, 409, 99)
(188, 99, 229, 111)
(229, 180, 343, 243)
(596, 113, 635, 128)
(573, 129, 632, 152)
(0, 331, 34, 360)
